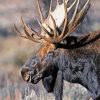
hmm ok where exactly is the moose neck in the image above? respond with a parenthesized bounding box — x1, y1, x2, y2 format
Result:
(54, 46, 100, 99)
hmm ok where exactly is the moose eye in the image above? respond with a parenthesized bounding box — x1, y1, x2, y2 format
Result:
(33, 68, 39, 75)
(34, 69, 37, 75)
(36, 68, 39, 73)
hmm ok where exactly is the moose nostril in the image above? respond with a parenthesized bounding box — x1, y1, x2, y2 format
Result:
(21, 68, 28, 76)
(21, 68, 30, 82)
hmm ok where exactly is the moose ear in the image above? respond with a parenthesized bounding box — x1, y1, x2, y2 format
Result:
(42, 75, 55, 93)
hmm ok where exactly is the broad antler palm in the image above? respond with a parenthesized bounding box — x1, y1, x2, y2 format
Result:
(14, 0, 99, 48)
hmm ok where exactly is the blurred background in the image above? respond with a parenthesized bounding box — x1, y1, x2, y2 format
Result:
(0, 0, 100, 100)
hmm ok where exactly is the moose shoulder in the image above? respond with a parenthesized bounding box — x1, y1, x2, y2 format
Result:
(42, 37, 100, 100)
(14, 0, 100, 100)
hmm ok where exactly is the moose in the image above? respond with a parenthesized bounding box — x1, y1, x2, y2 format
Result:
(14, 0, 100, 100)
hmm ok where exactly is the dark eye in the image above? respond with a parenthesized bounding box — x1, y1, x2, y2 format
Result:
(34, 68, 39, 75)
(34, 69, 37, 75)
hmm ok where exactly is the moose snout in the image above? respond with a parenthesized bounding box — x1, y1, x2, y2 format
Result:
(21, 67, 31, 82)
(21, 66, 43, 84)
(21, 66, 39, 83)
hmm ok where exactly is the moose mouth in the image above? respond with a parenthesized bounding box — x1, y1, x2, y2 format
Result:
(31, 73, 43, 84)
(21, 67, 46, 84)
(24, 73, 43, 84)
(31, 68, 47, 84)
(21, 69, 43, 84)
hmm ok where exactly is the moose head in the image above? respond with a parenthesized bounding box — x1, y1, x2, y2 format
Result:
(14, 0, 100, 99)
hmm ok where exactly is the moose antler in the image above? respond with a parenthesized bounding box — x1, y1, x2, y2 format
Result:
(14, 0, 90, 45)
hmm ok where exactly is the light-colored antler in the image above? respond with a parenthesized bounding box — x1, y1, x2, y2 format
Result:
(14, 0, 90, 44)
(14, 16, 51, 43)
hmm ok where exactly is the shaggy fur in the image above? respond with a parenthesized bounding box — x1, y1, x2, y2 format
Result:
(41, 38, 100, 100)
(21, 32, 100, 100)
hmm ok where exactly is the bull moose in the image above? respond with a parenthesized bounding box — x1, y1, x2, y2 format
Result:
(14, 0, 100, 100)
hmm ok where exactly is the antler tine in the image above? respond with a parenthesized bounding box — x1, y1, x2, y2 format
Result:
(69, 0, 80, 25)
(37, 0, 44, 22)
(69, 0, 90, 33)
(58, 0, 68, 40)
(21, 17, 52, 43)
(21, 17, 41, 43)
(69, 0, 90, 26)
(15, 0, 91, 45)
(63, 0, 90, 40)
(77, 0, 90, 19)
(37, 19, 53, 37)
(14, 24, 40, 43)
(14, 24, 28, 39)
(63, 0, 79, 38)
(80, 0, 90, 12)
(21, 17, 31, 37)
(63, 0, 65, 3)
(48, 0, 53, 15)
(67, 0, 77, 12)
(21, 17, 38, 38)
(50, 14, 57, 39)
(71, 0, 90, 33)
(57, 0, 59, 6)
